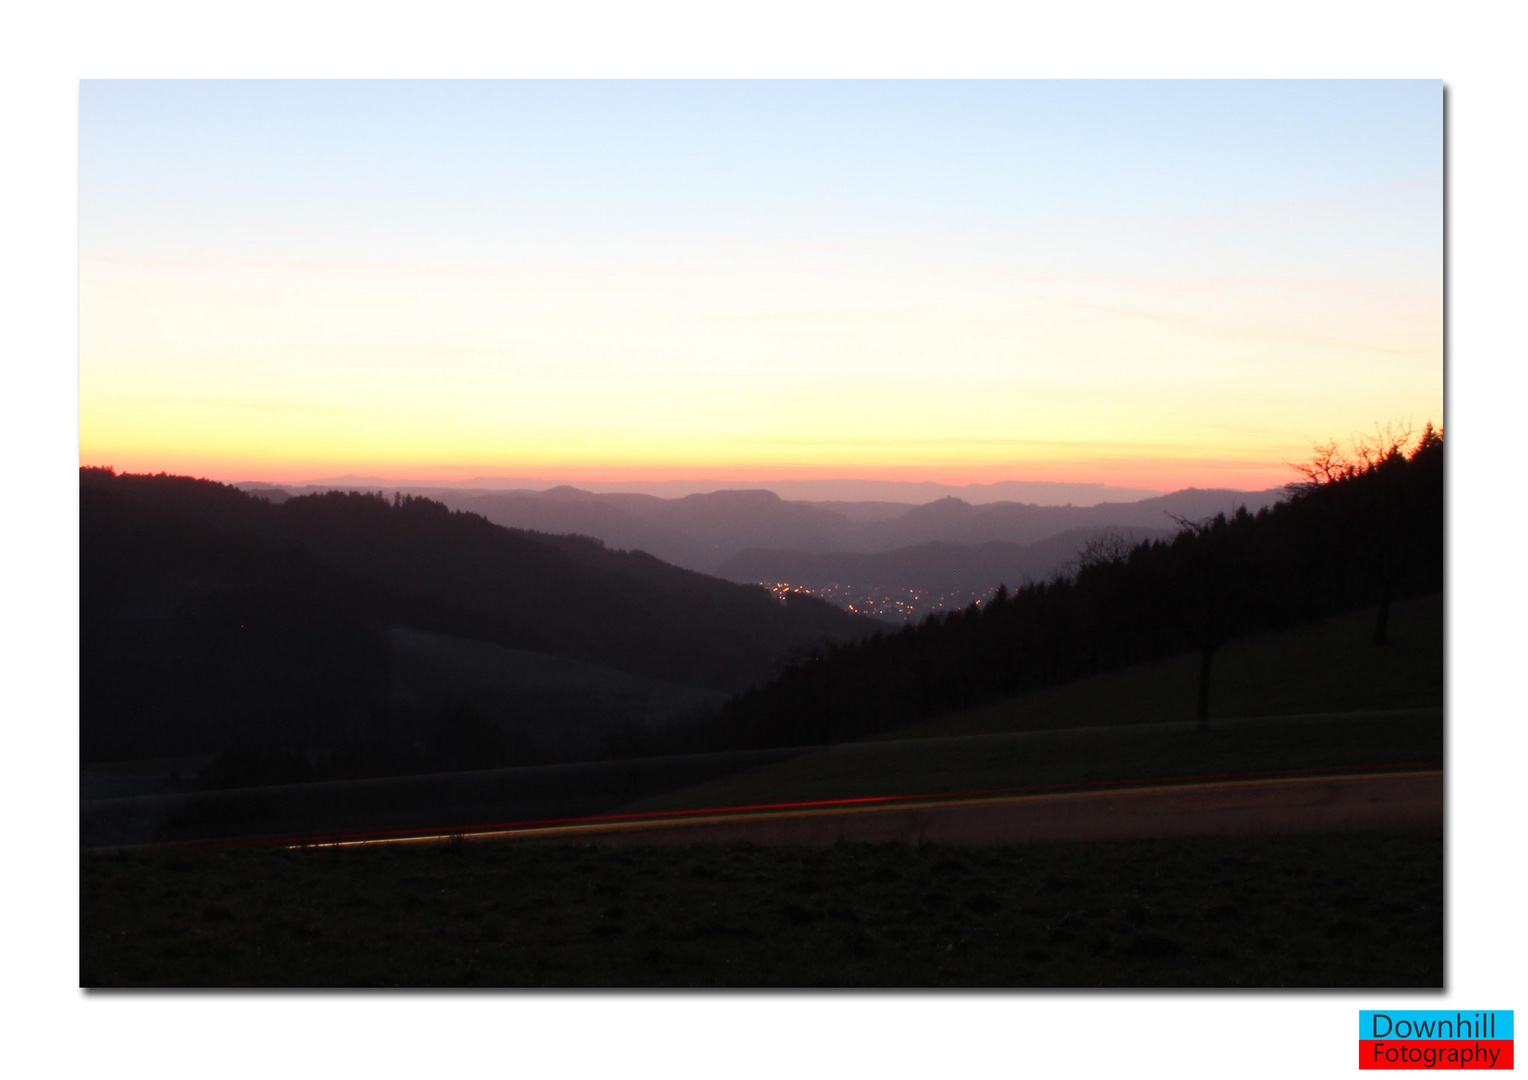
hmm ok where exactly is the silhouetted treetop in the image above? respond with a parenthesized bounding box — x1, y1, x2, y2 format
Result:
(653, 425, 1443, 752)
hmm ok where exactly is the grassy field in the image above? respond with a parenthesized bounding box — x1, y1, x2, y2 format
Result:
(81, 596, 1444, 988)
(620, 596, 1443, 814)
(897, 593, 1442, 740)
(81, 831, 1441, 988)
(619, 713, 1441, 813)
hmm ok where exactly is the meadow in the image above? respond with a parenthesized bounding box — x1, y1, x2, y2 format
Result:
(81, 596, 1443, 987)
(622, 595, 1442, 813)
(81, 832, 1441, 988)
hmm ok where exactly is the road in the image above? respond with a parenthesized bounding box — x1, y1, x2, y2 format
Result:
(82, 708, 1439, 848)
(299, 768, 1442, 850)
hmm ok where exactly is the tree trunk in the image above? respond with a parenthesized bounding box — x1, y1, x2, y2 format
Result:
(1197, 646, 1214, 729)
(1372, 583, 1393, 646)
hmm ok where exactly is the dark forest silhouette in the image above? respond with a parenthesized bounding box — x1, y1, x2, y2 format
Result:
(648, 424, 1443, 752)
(80, 424, 1441, 785)
(80, 469, 877, 776)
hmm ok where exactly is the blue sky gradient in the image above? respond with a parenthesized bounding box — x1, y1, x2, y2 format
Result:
(79, 81, 1443, 488)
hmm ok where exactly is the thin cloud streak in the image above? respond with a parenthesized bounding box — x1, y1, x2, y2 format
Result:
(1046, 296, 1434, 362)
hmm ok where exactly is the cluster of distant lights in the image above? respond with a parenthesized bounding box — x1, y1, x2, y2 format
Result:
(761, 581, 986, 622)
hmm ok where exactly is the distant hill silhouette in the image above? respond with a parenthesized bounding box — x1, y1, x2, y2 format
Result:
(252, 476, 1167, 504)
(646, 428, 1443, 753)
(853, 489, 1284, 551)
(717, 526, 1177, 603)
(258, 483, 1285, 576)
(430, 487, 852, 572)
(81, 469, 880, 765)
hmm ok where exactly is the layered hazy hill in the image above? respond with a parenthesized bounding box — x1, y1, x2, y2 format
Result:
(840, 488, 1284, 551)
(278, 476, 1165, 504)
(81, 469, 881, 764)
(242, 482, 1285, 582)
(717, 527, 1179, 601)
(238, 480, 1284, 622)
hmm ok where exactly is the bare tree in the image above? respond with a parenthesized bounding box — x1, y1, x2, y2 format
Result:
(1078, 529, 1134, 569)
(1291, 421, 1435, 645)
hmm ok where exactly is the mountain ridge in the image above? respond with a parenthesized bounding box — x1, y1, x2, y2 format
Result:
(237, 482, 1285, 577)
(81, 468, 883, 764)
(244, 476, 1171, 505)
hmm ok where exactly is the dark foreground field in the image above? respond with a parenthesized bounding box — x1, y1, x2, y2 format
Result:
(82, 830, 1441, 988)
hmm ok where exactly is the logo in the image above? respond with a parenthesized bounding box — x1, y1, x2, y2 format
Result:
(1360, 1011, 1514, 1070)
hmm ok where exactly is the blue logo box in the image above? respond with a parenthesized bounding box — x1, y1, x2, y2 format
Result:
(1360, 1011, 1514, 1041)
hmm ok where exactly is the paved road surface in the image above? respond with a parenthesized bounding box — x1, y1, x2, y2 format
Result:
(305, 769, 1442, 850)
(83, 708, 1440, 848)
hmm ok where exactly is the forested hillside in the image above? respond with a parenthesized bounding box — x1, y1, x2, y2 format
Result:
(654, 427, 1443, 752)
(80, 470, 880, 765)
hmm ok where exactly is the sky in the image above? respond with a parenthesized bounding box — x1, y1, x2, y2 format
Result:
(78, 80, 1443, 492)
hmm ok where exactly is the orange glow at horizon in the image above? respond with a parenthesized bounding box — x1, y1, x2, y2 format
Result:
(78, 243, 1441, 498)
(79, 82, 1442, 505)
(75, 439, 1333, 494)
(79, 379, 1433, 494)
